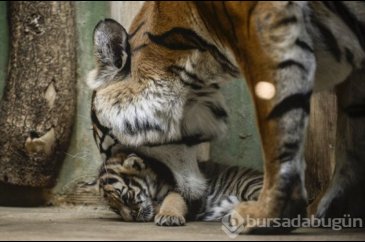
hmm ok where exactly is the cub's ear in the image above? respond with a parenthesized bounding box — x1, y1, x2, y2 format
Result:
(88, 19, 130, 89)
(122, 155, 146, 174)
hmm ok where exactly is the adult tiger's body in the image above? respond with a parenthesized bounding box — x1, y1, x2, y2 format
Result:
(88, 2, 365, 233)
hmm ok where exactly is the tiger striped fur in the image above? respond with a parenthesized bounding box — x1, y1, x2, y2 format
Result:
(88, 1, 365, 233)
(99, 152, 263, 225)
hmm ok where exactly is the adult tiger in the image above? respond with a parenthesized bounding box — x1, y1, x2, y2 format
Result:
(88, 2, 365, 233)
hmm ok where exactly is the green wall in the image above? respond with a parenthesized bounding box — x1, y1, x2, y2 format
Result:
(52, 2, 109, 195)
(0, 1, 8, 100)
(212, 79, 263, 170)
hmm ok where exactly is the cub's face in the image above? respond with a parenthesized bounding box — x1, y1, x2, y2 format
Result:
(99, 154, 158, 222)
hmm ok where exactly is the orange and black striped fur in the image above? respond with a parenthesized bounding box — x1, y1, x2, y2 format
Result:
(99, 152, 262, 226)
(88, 2, 365, 233)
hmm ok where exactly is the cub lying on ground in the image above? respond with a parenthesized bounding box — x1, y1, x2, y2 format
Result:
(99, 152, 263, 226)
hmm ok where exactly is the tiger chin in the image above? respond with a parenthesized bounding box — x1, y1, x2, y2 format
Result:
(99, 152, 263, 226)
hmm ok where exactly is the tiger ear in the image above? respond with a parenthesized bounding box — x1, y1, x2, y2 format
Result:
(94, 18, 130, 69)
(122, 155, 146, 173)
(88, 19, 131, 89)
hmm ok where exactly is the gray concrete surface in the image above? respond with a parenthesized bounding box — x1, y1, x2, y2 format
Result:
(0, 206, 364, 241)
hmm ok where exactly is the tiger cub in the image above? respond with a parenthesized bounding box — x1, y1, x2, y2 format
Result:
(99, 152, 263, 226)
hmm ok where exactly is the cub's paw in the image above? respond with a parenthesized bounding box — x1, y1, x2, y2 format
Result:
(154, 213, 186, 226)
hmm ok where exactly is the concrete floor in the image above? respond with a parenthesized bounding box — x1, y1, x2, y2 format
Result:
(0, 206, 364, 241)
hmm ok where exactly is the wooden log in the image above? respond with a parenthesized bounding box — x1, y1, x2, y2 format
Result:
(0, 2, 76, 187)
(49, 1, 109, 205)
(0, 1, 8, 100)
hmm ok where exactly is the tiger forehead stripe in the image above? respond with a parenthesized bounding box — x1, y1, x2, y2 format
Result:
(255, 81, 276, 100)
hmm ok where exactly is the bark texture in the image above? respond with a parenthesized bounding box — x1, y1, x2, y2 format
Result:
(0, 1, 76, 187)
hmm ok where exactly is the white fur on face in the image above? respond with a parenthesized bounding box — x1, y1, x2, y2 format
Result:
(93, 78, 187, 147)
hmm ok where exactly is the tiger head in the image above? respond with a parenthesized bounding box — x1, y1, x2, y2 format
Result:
(99, 153, 168, 222)
(87, 5, 239, 148)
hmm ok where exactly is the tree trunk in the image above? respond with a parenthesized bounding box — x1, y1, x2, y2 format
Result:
(305, 91, 337, 203)
(0, 2, 76, 187)
(0, 1, 9, 100)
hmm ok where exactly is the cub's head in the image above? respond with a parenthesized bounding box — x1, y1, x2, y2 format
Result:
(99, 153, 160, 222)
(87, 13, 237, 147)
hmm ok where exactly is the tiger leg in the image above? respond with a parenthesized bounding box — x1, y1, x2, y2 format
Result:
(316, 70, 365, 219)
(226, 2, 315, 233)
(136, 143, 207, 201)
(154, 192, 188, 226)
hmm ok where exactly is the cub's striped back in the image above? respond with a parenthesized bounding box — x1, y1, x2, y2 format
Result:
(197, 162, 263, 221)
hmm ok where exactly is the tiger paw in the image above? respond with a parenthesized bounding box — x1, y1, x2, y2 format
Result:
(315, 184, 352, 219)
(154, 213, 186, 226)
(224, 199, 306, 235)
(223, 201, 275, 235)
